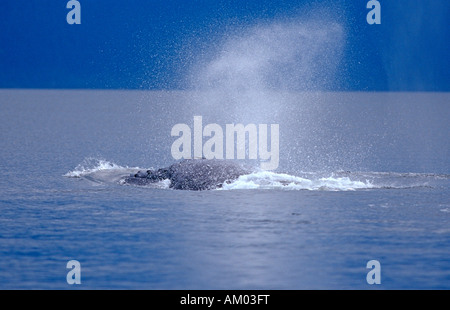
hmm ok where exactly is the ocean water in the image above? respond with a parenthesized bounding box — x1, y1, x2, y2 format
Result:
(0, 90, 449, 289)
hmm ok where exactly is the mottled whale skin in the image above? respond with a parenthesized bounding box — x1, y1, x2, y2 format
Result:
(124, 159, 251, 190)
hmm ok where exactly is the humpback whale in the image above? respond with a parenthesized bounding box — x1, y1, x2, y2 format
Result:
(123, 159, 251, 190)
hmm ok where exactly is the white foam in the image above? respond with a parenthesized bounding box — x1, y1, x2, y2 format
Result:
(64, 157, 134, 178)
(155, 179, 171, 189)
(220, 170, 373, 191)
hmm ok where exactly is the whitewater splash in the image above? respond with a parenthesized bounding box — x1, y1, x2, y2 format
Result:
(64, 158, 448, 191)
(220, 170, 372, 191)
(64, 157, 135, 178)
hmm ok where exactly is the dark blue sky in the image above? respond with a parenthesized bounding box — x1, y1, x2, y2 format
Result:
(0, 0, 448, 91)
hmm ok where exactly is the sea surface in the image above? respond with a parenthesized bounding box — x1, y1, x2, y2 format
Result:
(0, 90, 449, 289)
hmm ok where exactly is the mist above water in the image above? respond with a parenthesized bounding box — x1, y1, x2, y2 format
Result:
(192, 19, 344, 91)
(186, 15, 345, 119)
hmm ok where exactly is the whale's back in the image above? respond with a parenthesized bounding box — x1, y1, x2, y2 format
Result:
(169, 159, 250, 190)
(123, 159, 251, 190)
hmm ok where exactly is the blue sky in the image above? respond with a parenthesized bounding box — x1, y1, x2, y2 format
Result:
(0, 0, 448, 91)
